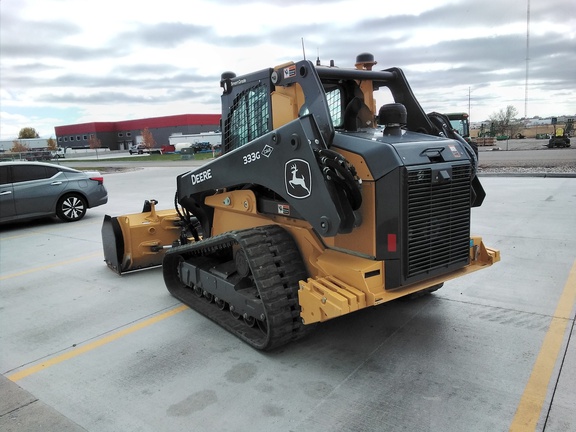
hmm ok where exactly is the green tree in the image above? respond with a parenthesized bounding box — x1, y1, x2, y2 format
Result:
(489, 106, 521, 137)
(18, 127, 40, 139)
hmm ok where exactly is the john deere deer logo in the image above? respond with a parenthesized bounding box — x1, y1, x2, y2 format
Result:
(285, 159, 311, 199)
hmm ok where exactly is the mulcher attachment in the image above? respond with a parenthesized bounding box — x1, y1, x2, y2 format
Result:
(101, 200, 182, 274)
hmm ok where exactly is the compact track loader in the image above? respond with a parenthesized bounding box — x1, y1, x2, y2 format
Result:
(102, 53, 500, 350)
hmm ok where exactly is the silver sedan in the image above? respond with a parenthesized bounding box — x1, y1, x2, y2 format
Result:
(0, 161, 108, 223)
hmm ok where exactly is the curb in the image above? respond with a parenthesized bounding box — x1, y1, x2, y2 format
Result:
(478, 172, 576, 178)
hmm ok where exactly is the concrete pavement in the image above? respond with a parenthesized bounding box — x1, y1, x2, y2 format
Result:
(1, 170, 575, 432)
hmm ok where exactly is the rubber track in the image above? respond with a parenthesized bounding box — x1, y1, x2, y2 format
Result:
(163, 225, 312, 350)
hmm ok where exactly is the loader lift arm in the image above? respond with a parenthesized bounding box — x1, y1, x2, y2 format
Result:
(177, 113, 361, 238)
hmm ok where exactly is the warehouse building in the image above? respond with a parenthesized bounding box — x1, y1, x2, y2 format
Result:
(54, 114, 220, 151)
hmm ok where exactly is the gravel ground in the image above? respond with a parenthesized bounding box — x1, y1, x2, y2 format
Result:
(478, 165, 576, 176)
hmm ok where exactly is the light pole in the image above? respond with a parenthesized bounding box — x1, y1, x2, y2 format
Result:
(524, 0, 530, 119)
(468, 87, 471, 119)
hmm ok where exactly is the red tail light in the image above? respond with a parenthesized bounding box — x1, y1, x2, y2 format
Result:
(387, 233, 397, 252)
(90, 176, 104, 185)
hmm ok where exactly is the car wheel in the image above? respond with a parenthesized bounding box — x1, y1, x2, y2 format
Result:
(56, 193, 87, 222)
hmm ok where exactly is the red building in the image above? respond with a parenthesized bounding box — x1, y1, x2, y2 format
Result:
(54, 114, 221, 151)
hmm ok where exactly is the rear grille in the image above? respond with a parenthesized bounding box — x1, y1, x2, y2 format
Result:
(406, 164, 471, 279)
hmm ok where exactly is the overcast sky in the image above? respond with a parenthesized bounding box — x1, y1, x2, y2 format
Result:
(1, 0, 575, 140)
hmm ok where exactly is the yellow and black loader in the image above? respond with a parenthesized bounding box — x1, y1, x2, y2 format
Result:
(102, 53, 500, 350)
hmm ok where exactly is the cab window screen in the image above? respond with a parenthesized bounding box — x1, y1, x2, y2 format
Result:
(225, 83, 270, 152)
(326, 88, 342, 127)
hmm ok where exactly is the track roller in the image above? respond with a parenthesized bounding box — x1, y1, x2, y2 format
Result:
(163, 225, 313, 350)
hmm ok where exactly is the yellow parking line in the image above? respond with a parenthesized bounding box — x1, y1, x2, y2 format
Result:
(0, 252, 101, 281)
(0, 220, 102, 241)
(0, 232, 39, 241)
(8, 304, 189, 382)
(509, 259, 576, 431)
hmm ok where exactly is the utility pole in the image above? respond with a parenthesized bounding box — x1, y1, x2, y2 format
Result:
(524, 0, 530, 119)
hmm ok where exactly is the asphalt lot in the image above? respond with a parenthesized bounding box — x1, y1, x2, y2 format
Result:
(1, 165, 575, 432)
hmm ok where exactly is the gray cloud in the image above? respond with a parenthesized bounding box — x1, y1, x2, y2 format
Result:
(36, 86, 216, 105)
(0, 0, 573, 137)
(110, 22, 217, 49)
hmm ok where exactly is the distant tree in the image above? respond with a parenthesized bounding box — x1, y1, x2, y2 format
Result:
(489, 106, 522, 137)
(11, 140, 29, 152)
(18, 127, 40, 139)
(88, 134, 102, 160)
(46, 137, 57, 151)
(141, 127, 156, 151)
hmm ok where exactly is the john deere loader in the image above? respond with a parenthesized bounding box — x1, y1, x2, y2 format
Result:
(102, 53, 500, 350)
